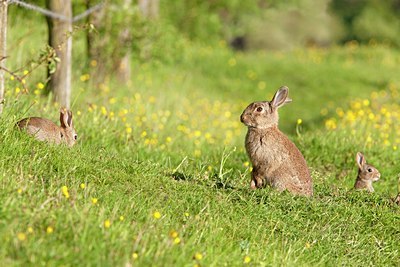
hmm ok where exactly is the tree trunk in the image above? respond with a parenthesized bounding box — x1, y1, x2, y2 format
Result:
(86, 0, 107, 84)
(0, 0, 7, 115)
(46, 0, 72, 108)
(86, 0, 102, 65)
(87, 0, 132, 84)
(115, 0, 132, 84)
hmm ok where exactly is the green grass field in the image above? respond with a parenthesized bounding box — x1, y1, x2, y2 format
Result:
(1, 13, 400, 267)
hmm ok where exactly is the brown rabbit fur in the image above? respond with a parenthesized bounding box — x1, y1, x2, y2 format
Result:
(17, 108, 77, 147)
(394, 194, 400, 205)
(240, 86, 313, 196)
(354, 152, 380, 192)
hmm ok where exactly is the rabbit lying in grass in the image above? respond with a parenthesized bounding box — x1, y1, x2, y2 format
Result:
(17, 108, 77, 147)
(240, 86, 313, 196)
(354, 152, 380, 192)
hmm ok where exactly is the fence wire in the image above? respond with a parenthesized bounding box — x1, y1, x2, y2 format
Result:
(8, 0, 104, 22)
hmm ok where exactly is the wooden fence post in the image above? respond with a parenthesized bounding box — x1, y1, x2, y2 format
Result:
(0, 0, 7, 114)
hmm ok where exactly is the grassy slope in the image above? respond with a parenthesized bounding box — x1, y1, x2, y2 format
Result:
(1, 13, 400, 266)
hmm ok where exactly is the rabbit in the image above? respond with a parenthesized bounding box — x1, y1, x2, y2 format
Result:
(353, 152, 380, 192)
(395, 176, 400, 205)
(240, 86, 313, 196)
(17, 108, 77, 147)
(394, 193, 400, 205)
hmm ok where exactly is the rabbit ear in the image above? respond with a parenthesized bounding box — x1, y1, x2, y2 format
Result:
(271, 86, 292, 108)
(67, 110, 73, 127)
(356, 152, 366, 169)
(60, 108, 73, 128)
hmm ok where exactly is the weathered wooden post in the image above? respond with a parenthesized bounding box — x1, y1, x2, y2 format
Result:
(0, 0, 7, 114)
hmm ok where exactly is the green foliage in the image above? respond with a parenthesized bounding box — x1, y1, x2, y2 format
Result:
(353, 2, 400, 45)
(160, 0, 260, 42)
(330, 0, 400, 46)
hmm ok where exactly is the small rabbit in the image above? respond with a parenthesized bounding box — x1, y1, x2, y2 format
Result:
(240, 86, 313, 196)
(17, 108, 77, 147)
(354, 152, 380, 192)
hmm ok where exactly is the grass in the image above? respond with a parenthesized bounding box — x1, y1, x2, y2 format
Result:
(1, 13, 400, 266)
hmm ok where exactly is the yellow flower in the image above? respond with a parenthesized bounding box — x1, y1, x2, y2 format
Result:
(37, 82, 45, 89)
(153, 211, 161, 219)
(46, 226, 54, 234)
(104, 219, 111, 228)
(194, 252, 203, 260)
(184, 212, 190, 217)
(101, 106, 107, 116)
(243, 161, 250, 167)
(305, 242, 311, 248)
(126, 127, 132, 134)
(174, 237, 181, 244)
(149, 96, 156, 103)
(17, 188, 23, 194)
(228, 58, 236, 67)
(80, 183, 85, 189)
(320, 108, 328, 116)
(61, 186, 69, 199)
(325, 118, 337, 130)
(23, 70, 29, 75)
(10, 75, 14, 80)
(258, 81, 266, 90)
(92, 198, 98, 205)
(80, 74, 90, 82)
(17, 232, 26, 241)
(297, 118, 302, 125)
(27, 227, 34, 234)
(90, 60, 97, 67)
(132, 252, 138, 260)
(169, 230, 178, 238)
(243, 255, 251, 264)
(119, 216, 124, 221)
(194, 149, 201, 157)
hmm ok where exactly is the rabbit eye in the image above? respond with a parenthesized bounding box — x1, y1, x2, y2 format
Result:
(256, 107, 263, 112)
(74, 134, 78, 140)
(367, 168, 372, 172)
(60, 133, 64, 138)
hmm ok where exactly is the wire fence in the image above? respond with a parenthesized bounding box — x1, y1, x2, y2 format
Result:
(8, 0, 104, 22)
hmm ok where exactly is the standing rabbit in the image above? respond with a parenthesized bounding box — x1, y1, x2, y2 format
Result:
(240, 86, 313, 196)
(354, 152, 380, 192)
(17, 108, 77, 147)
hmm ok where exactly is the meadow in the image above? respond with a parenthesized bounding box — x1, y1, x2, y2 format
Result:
(1, 12, 400, 267)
